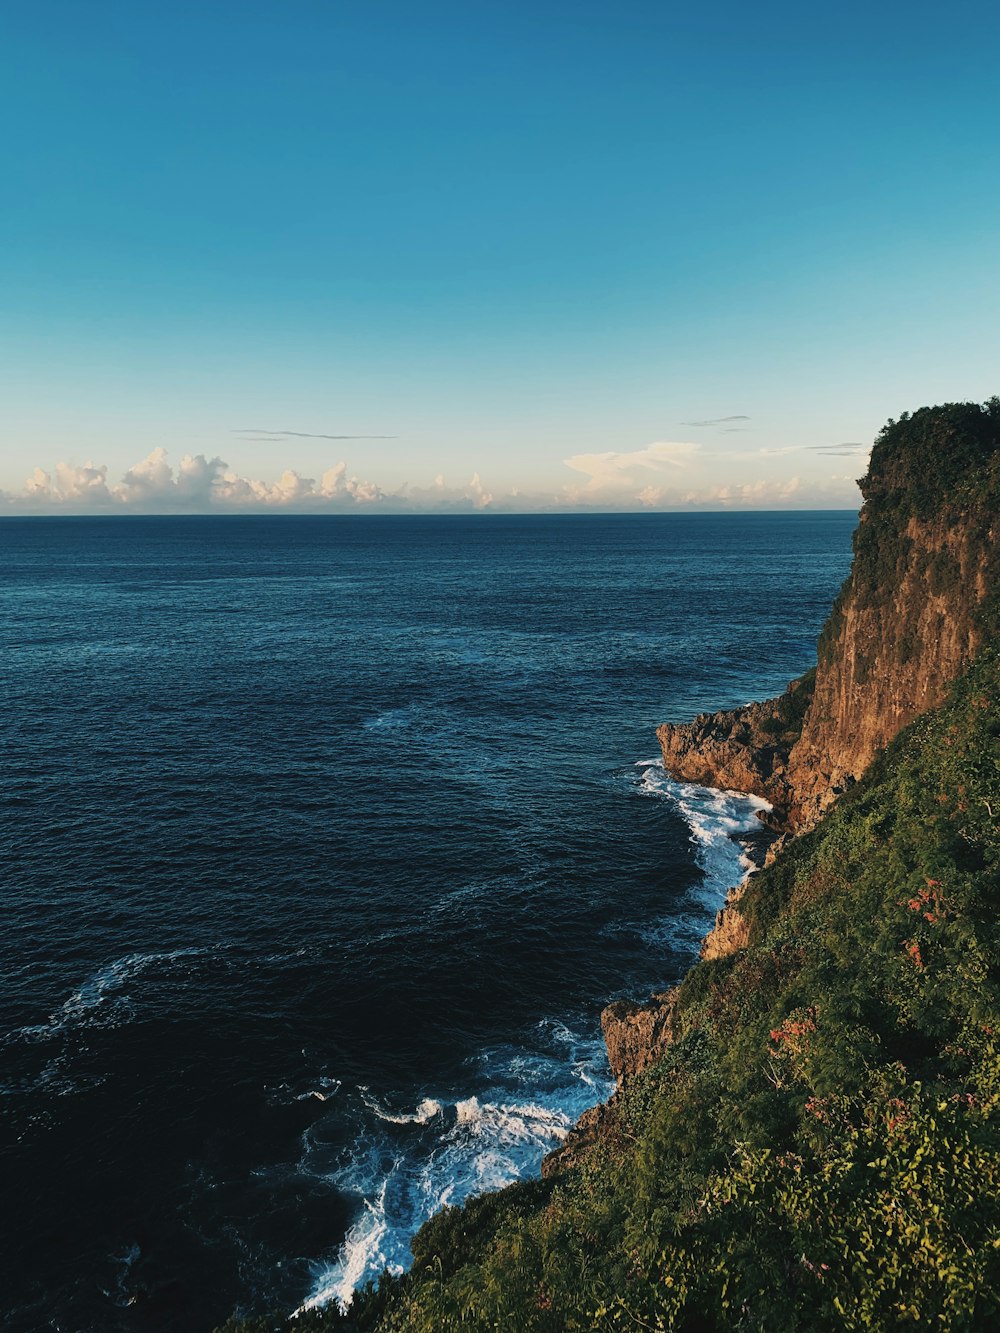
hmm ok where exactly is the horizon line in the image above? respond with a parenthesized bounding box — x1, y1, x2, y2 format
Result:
(0, 507, 861, 519)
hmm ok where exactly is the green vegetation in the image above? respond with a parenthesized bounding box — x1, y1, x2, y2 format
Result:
(862, 399, 1000, 523)
(847, 399, 1000, 624)
(760, 667, 817, 740)
(223, 648, 1000, 1331)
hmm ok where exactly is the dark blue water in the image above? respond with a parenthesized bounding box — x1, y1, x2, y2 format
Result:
(0, 513, 854, 1330)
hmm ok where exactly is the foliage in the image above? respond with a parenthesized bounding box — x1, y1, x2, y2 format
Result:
(760, 667, 817, 739)
(862, 398, 1000, 520)
(850, 400, 1000, 614)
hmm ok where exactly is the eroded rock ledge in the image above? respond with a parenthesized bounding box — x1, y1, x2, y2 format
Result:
(542, 991, 680, 1177)
(655, 679, 810, 823)
(601, 989, 680, 1086)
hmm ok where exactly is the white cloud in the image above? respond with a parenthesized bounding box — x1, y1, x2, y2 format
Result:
(466, 472, 493, 509)
(393, 471, 498, 512)
(1, 449, 389, 513)
(1, 442, 861, 515)
(562, 441, 700, 499)
(682, 477, 804, 506)
(24, 460, 115, 505)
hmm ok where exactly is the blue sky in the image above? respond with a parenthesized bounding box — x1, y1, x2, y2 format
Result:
(2, 0, 998, 511)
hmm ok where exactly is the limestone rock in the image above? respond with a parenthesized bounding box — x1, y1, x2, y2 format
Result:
(658, 517, 995, 839)
(601, 988, 679, 1087)
(700, 885, 750, 961)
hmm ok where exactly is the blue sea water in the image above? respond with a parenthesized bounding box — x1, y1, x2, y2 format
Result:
(0, 512, 855, 1330)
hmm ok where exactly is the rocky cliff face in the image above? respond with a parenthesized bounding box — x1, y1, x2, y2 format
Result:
(541, 991, 679, 1176)
(543, 403, 1000, 1180)
(655, 403, 999, 966)
(659, 401, 1000, 837)
(656, 673, 812, 820)
(601, 989, 679, 1086)
(785, 510, 994, 829)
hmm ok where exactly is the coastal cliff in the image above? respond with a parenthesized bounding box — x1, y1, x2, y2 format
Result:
(659, 401, 1000, 837)
(660, 401, 1000, 962)
(220, 401, 1000, 1333)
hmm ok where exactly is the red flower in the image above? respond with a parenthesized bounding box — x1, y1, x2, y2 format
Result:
(904, 940, 923, 969)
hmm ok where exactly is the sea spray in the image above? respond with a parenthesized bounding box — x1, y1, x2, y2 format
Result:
(635, 758, 771, 903)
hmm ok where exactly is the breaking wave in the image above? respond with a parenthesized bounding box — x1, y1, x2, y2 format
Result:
(360, 1091, 444, 1125)
(298, 1023, 611, 1313)
(634, 758, 771, 908)
(296, 764, 773, 1315)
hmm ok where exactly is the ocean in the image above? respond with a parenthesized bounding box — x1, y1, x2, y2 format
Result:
(0, 512, 855, 1330)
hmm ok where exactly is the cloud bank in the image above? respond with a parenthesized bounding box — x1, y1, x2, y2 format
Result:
(1, 443, 861, 514)
(4, 449, 500, 514)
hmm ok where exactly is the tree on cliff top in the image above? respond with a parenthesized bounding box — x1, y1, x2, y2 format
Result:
(864, 397, 1000, 519)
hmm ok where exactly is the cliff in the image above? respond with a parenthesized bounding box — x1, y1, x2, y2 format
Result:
(658, 399, 1000, 834)
(660, 401, 1000, 963)
(220, 401, 1000, 1333)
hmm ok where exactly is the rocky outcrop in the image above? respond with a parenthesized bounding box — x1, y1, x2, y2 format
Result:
(783, 511, 993, 829)
(601, 989, 679, 1086)
(700, 883, 751, 961)
(541, 991, 680, 1176)
(541, 1101, 615, 1177)
(656, 674, 812, 820)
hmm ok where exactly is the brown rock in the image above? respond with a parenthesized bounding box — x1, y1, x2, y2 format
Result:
(784, 513, 993, 830)
(655, 692, 798, 816)
(658, 517, 995, 840)
(700, 885, 750, 961)
(601, 988, 679, 1087)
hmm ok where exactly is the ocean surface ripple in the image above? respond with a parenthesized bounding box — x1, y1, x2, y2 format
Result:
(0, 513, 854, 1330)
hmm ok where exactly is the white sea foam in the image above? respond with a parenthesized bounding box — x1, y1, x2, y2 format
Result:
(296, 766, 768, 1316)
(296, 1077, 342, 1103)
(453, 1095, 572, 1146)
(298, 1026, 612, 1314)
(360, 1091, 443, 1124)
(8, 947, 207, 1043)
(300, 1175, 395, 1313)
(634, 758, 770, 911)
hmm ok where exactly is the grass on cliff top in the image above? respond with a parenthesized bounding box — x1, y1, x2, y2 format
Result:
(221, 648, 1000, 1331)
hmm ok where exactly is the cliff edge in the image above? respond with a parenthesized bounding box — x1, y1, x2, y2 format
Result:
(658, 401, 999, 965)
(659, 400, 1000, 840)
(218, 401, 1000, 1333)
